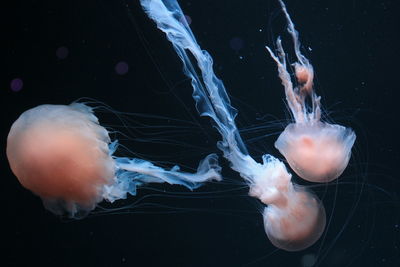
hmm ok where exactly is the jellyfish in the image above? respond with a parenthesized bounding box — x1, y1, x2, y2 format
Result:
(265, 0, 356, 183)
(141, 0, 326, 251)
(6, 102, 221, 218)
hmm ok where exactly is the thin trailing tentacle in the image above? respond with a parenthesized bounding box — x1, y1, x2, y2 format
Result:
(267, 0, 321, 123)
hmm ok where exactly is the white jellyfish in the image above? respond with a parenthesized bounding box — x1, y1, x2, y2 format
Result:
(266, 0, 356, 183)
(6, 102, 221, 218)
(141, 0, 326, 251)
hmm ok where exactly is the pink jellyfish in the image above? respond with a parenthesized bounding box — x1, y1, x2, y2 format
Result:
(141, 0, 326, 251)
(266, 0, 356, 183)
(6, 103, 221, 217)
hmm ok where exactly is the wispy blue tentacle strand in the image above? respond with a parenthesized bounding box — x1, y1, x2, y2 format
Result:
(140, 0, 268, 183)
(104, 145, 221, 202)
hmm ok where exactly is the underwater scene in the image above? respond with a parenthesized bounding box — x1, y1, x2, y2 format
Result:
(2, 0, 399, 266)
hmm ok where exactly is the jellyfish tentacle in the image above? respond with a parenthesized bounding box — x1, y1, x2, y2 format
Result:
(266, 0, 318, 123)
(104, 152, 221, 202)
(266, 39, 305, 123)
(141, 0, 256, 179)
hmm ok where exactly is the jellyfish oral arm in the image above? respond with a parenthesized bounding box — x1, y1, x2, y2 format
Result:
(266, 0, 320, 124)
(141, 0, 290, 195)
(141, 0, 257, 179)
(103, 153, 221, 202)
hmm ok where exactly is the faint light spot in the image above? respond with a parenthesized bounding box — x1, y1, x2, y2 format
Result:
(301, 254, 316, 267)
(229, 37, 244, 51)
(10, 78, 23, 92)
(115, 61, 129, 75)
(56, 46, 69, 59)
(180, 15, 192, 25)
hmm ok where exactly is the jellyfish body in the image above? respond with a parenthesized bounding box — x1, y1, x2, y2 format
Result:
(263, 186, 326, 252)
(266, 0, 356, 183)
(7, 103, 114, 216)
(141, 0, 326, 251)
(6, 103, 221, 217)
(276, 122, 355, 183)
(247, 155, 326, 251)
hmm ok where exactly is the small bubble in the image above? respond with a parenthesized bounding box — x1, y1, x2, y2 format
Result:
(115, 61, 129, 75)
(10, 78, 23, 92)
(56, 46, 69, 59)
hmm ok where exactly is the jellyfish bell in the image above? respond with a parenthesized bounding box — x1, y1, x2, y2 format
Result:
(7, 103, 114, 217)
(266, 0, 356, 183)
(263, 185, 326, 251)
(275, 122, 356, 183)
(6, 103, 221, 218)
(247, 156, 326, 251)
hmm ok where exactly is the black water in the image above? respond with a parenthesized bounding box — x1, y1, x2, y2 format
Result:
(2, 0, 399, 266)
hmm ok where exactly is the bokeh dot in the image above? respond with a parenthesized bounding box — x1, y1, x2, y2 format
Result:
(115, 61, 129, 75)
(179, 14, 192, 25)
(301, 254, 316, 267)
(10, 78, 23, 92)
(56, 46, 69, 59)
(184, 15, 192, 25)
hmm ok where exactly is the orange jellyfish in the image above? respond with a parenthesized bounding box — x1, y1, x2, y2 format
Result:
(266, 0, 356, 183)
(6, 102, 221, 218)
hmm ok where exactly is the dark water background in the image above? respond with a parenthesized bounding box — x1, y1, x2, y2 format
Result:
(2, 0, 399, 266)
